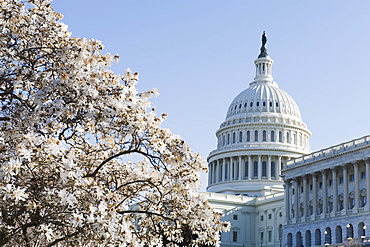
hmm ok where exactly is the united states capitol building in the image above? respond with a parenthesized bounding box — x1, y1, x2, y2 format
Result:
(203, 33, 370, 247)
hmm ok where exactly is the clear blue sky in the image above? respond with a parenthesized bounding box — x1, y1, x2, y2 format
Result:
(52, 0, 370, 191)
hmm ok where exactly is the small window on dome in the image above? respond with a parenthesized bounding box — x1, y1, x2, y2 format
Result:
(234, 105, 237, 110)
(250, 102, 253, 107)
(256, 102, 259, 107)
(276, 102, 279, 107)
(239, 104, 242, 108)
(263, 102, 266, 107)
(269, 102, 272, 107)
(244, 103, 247, 107)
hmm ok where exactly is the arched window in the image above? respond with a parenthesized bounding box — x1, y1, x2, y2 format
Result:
(225, 163, 228, 180)
(305, 230, 311, 247)
(253, 161, 258, 177)
(349, 192, 355, 209)
(262, 161, 267, 177)
(358, 222, 366, 238)
(335, 226, 342, 244)
(328, 196, 333, 212)
(239, 131, 243, 142)
(286, 132, 290, 144)
(222, 135, 225, 146)
(287, 233, 293, 247)
(318, 198, 323, 214)
(279, 131, 283, 142)
(232, 132, 236, 143)
(296, 232, 302, 247)
(271, 161, 276, 178)
(247, 131, 250, 142)
(227, 134, 230, 145)
(278, 224, 283, 240)
(325, 227, 332, 244)
(271, 131, 275, 142)
(347, 224, 354, 239)
(254, 130, 258, 142)
(338, 194, 344, 210)
(360, 189, 367, 207)
(263, 130, 267, 141)
(315, 229, 321, 246)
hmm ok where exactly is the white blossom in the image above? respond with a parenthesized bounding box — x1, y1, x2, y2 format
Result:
(0, 0, 229, 246)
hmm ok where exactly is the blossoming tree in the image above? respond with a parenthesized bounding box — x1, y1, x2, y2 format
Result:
(0, 0, 229, 246)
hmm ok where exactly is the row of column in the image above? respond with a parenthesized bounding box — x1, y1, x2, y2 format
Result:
(285, 160, 370, 222)
(208, 155, 282, 185)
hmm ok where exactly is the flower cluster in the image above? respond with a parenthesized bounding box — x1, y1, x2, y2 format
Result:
(0, 0, 229, 246)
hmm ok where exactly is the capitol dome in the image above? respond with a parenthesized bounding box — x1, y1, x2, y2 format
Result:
(226, 81, 301, 121)
(207, 33, 311, 196)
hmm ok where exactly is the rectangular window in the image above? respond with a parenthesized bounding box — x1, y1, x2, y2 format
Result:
(245, 161, 249, 178)
(254, 161, 258, 177)
(319, 182, 322, 189)
(329, 179, 333, 186)
(271, 161, 276, 177)
(260, 215, 264, 221)
(260, 232, 264, 241)
(339, 177, 344, 184)
(361, 172, 366, 179)
(233, 215, 238, 220)
(310, 184, 313, 191)
(268, 230, 272, 242)
(349, 174, 355, 182)
(268, 214, 272, 220)
(301, 186, 303, 193)
(233, 231, 238, 242)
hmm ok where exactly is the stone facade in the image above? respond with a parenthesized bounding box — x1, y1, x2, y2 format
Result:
(282, 136, 370, 246)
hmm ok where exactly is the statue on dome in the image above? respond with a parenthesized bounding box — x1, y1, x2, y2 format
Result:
(258, 31, 268, 58)
(262, 31, 267, 46)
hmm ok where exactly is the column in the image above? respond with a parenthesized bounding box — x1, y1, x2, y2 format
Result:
(215, 160, 220, 183)
(230, 157, 234, 180)
(343, 165, 348, 213)
(312, 173, 318, 218)
(267, 155, 272, 180)
(354, 162, 359, 212)
(284, 180, 290, 222)
(239, 156, 243, 180)
(322, 170, 327, 215)
(258, 155, 262, 180)
(332, 168, 338, 215)
(222, 158, 226, 182)
(277, 156, 282, 180)
(211, 161, 215, 184)
(294, 179, 299, 219)
(303, 175, 308, 218)
(366, 160, 370, 211)
(208, 163, 212, 185)
(248, 156, 252, 180)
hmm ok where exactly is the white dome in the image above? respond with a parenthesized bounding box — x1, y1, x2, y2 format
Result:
(226, 80, 301, 121)
(207, 35, 311, 196)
